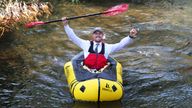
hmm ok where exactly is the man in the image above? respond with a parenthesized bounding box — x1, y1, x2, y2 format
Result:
(62, 17, 138, 71)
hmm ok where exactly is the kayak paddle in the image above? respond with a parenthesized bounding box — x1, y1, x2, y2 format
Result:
(25, 3, 129, 28)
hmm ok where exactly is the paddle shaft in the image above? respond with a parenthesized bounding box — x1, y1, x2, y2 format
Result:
(44, 12, 104, 24)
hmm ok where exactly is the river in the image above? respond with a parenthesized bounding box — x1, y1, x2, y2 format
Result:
(0, 0, 192, 108)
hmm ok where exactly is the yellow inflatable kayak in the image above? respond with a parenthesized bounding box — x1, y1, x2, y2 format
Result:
(64, 52, 123, 102)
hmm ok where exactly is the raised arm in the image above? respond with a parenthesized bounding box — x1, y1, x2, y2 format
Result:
(109, 28, 138, 52)
(63, 17, 87, 49)
(109, 36, 133, 52)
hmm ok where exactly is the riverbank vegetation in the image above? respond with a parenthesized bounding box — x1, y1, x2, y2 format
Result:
(0, 0, 52, 38)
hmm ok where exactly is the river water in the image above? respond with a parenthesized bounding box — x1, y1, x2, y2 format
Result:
(0, 1, 192, 108)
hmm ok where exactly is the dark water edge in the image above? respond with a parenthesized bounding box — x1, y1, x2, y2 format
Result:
(0, 32, 29, 107)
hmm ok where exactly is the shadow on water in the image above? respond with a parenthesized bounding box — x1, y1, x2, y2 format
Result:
(121, 69, 192, 108)
(72, 101, 122, 108)
(0, 32, 29, 107)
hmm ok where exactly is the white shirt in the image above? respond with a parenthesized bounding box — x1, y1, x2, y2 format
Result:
(64, 25, 133, 59)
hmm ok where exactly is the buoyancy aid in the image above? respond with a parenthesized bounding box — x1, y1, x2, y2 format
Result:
(83, 41, 107, 70)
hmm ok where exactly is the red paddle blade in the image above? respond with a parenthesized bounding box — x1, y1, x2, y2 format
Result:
(25, 21, 45, 28)
(103, 3, 129, 16)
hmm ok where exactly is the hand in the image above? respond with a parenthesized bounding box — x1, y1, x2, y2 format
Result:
(129, 28, 138, 39)
(62, 17, 68, 26)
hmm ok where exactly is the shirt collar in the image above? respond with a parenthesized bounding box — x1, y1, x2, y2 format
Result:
(93, 41, 102, 45)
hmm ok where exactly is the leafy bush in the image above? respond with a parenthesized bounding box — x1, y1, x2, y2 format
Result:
(0, 0, 52, 38)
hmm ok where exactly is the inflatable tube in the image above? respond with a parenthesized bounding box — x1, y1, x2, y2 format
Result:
(64, 52, 123, 102)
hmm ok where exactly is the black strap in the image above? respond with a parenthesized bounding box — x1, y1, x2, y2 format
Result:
(88, 41, 105, 54)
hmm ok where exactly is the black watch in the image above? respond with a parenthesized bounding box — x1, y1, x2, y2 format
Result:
(129, 35, 136, 39)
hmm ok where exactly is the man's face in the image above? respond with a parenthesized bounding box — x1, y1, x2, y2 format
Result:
(92, 31, 104, 42)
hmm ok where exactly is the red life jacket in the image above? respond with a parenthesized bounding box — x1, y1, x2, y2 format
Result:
(83, 41, 107, 70)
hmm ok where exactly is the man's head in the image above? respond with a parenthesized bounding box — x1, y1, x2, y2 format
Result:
(92, 27, 105, 43)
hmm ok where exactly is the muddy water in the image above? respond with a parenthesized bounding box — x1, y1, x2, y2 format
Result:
(0, 1, 192, 108)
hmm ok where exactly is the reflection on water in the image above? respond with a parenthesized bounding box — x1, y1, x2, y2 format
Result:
(0, 0, 192, 108)
(72, 101, 121, 108)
